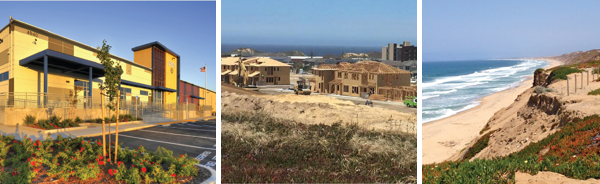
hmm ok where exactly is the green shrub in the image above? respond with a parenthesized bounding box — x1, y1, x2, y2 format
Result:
(535, 68, 545, 73)
(463, 130, 495, 160)
(23, 115, 36, 126)
(551, 66, 584, 81)
(589, 88, 600, 95)
(49, 115, 62, 128)
(74, 117, 83, 123)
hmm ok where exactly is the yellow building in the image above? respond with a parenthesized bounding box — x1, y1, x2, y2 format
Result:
(0, 18, 213, 111)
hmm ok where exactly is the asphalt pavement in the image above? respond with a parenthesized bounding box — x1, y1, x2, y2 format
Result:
(85, 119, 217, 170)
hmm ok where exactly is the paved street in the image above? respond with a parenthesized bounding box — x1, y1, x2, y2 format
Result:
(85, 119, 217, 169)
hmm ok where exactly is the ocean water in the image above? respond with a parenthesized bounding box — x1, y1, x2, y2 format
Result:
(221, 44, 380, 56)
(422, 59, 548, 123)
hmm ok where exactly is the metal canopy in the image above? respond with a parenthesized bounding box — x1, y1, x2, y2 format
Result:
(121, 79, 155, 90)
(155, 86, 177, 92)
(190, 95, 205, 99)
(20, 50, 105, 78)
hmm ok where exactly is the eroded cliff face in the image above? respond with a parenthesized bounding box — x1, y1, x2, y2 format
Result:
(533, 69, 553, 87)
(450, 69, 599, 161)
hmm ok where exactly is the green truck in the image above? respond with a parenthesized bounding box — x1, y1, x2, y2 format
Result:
(404, 96, 417, 108)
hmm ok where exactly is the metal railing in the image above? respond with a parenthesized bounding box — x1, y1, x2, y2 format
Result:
(0, 92, 211, 122)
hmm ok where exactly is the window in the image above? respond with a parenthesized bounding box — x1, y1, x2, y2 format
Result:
(0, 71, 8, 81)
(352, 73, 359, 80)
(140, 90, 148, 96)
(343, 73, 348, 79)
(337, 72, 342, 78)
(120, 87, 132, 94)
(74, 80, 89, 96)
(343, 85, 349, 92)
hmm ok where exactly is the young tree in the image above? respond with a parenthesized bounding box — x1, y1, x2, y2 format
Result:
(96, 40, 123, 164)
(68, 85, 83, 119)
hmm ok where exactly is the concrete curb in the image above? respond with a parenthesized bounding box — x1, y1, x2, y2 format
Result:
(80, 120, 144, 127)
(18, 125, 89, 134)
(77, 124, 156, 138)
(196, 164, 217, 184)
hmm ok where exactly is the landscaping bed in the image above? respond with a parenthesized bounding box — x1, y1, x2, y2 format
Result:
(0, 133, 210, 183)
(84, 114, 142, 124)
(22, 115, 82, 130)
(423, 115, 600, 183)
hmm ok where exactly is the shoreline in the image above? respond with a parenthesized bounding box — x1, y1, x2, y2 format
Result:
(422, 58, 562, 164)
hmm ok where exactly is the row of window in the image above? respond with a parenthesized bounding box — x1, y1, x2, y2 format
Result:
(336, 72, 379, 81)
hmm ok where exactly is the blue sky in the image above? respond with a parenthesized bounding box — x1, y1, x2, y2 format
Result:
(0, 1, 216, 91)
(425, 0, 600, 61)
(222, 0, 417, 47)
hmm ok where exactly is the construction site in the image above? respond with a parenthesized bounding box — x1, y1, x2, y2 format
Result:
(221, 57, 418, 183)
(220, 57, 417, 113)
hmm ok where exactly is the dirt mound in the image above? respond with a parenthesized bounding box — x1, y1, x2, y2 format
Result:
(221, 82, 262, 96)
(516, 171, 600, 184)
(221, 91, 416, 132)
(262, 94, 355, 105)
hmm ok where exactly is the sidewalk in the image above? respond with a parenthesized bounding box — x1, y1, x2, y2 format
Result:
(0, 115, 216, 141)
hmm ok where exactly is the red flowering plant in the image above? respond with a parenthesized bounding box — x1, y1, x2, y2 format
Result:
(0, 134, 202, 183)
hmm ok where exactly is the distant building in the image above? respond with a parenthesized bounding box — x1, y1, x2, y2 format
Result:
(382, 60, 417, 78)
(381, 41, 417, 61)
(221, 57, 291, 86)
(312, 61, 412, 98)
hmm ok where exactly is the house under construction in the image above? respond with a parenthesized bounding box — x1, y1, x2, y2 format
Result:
(221, 57, 291, 86)
(312, 61, 416, 100)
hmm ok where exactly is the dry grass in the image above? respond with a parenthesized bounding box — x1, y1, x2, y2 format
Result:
(221, 112, 417, 183)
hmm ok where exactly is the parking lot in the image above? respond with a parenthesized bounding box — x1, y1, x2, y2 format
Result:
(85, 119, 217, 170)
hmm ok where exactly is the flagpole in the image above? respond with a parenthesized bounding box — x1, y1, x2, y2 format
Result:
(204, 64, 207, 111)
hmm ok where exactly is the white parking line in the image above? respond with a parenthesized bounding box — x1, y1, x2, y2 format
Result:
(165, 126, 216, 132)
(118, 134, 216, 150)
(174, 124, 216, 128)
(137, 129, 216, 140)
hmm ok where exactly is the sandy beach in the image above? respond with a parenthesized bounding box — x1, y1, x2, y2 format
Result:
(422, 58, 563, 164)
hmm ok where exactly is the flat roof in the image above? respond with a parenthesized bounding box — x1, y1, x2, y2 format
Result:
(180, 79, 215, 93)
(131, 41, 180, 58)
(20, 49, 105, 78)
(4, 19, 152, 71)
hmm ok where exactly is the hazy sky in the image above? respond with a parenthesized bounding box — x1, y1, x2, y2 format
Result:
(222, 0, 417, 47)
(0, 1, 216, 91)
(424, 0, 600, 61)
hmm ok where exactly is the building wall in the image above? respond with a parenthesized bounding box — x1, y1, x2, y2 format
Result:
(376, 73, 411, 87)
(164, 52, 177, 104)
(258, 66, 290, 85)
(133, 47, 152, 68)
(10, 23, 153, 104)
(313, 70, 334, 93)
(0, 27, 10, 93)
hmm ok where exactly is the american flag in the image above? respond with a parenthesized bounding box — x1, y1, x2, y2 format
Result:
(200, 66, 206, 72)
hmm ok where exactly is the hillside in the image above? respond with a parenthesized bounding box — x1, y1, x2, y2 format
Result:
(423, 58, 600, 183)
(545, 49, 600, 65)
